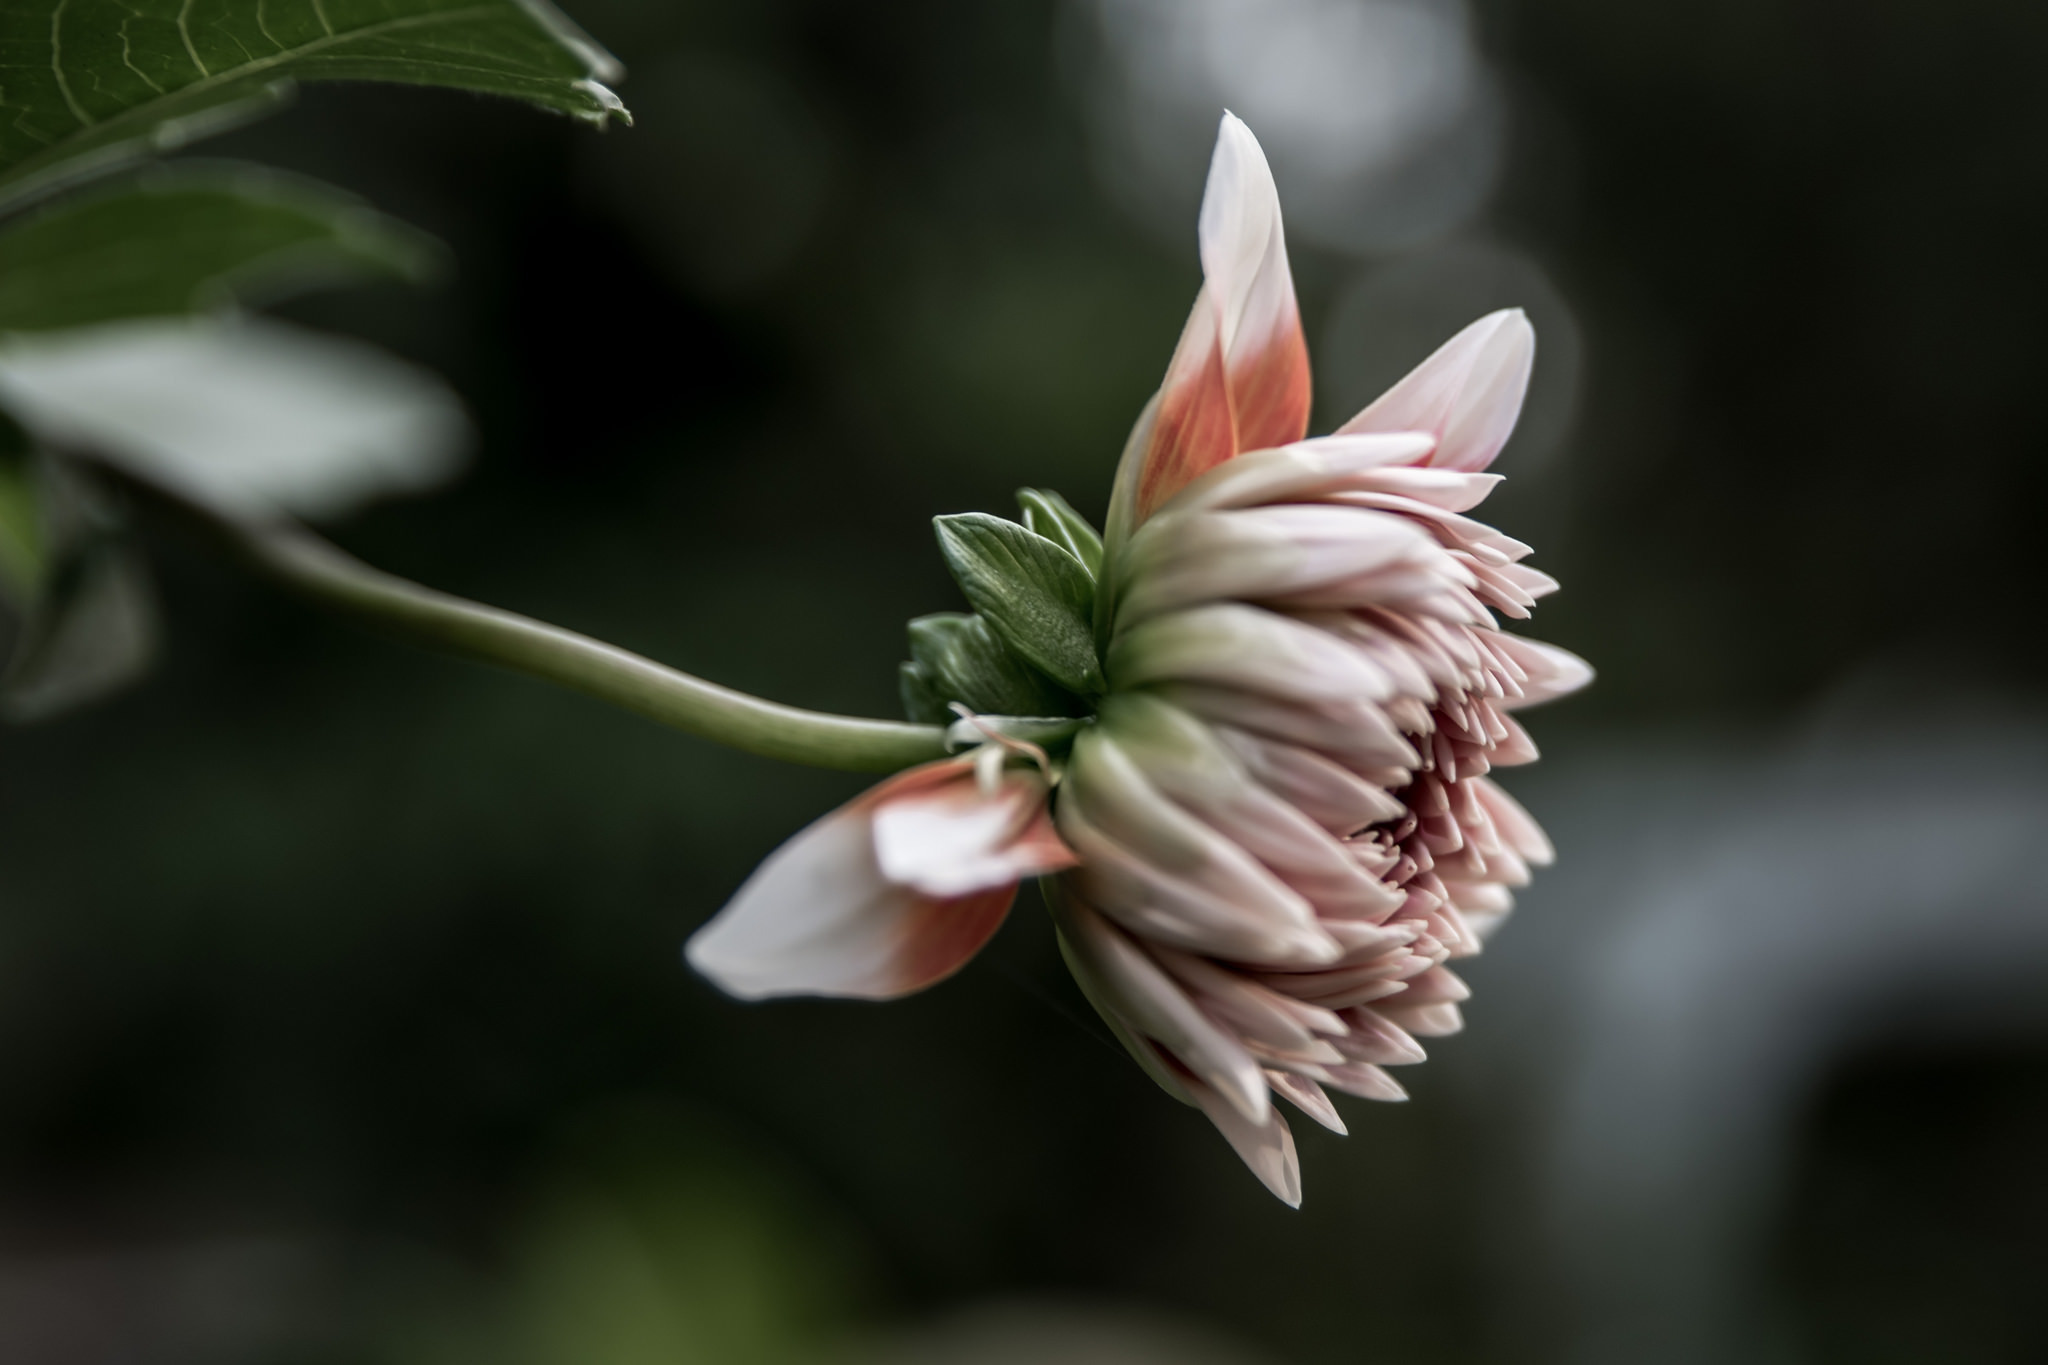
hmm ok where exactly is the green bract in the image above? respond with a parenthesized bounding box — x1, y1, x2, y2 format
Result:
(900, 490, 1107, 736)
(934, 510, 1102, 696)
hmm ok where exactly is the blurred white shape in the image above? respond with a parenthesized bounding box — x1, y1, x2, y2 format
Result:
(0, 317, 470, 520)
(1320, 240, 1581, 470)
(1074, 0, 1504, 253)
(840, 1299, 1281, 1365)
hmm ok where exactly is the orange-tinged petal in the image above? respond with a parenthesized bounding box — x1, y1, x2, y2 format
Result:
(685, 757, 1071, 1002)
(1135, 289, 1236, 523)
(1128, 115, 1310, 524)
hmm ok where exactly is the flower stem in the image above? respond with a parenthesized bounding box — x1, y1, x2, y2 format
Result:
(97, 461, 950, 774)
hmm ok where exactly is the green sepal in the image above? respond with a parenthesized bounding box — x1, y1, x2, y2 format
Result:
(0, 163, 441, 333)
(903, 611, 1078, 721)
(1016, 488, 1104, 579)
(897, 659, 952, 725)
(933, 512, 1103, 696)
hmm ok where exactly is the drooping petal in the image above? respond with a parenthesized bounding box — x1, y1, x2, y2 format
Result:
(686, 759, 1070, 1002)
(1339, 309, 1536, 473)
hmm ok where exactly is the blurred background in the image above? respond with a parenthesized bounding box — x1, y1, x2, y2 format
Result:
(3, 0, 2047, 1361)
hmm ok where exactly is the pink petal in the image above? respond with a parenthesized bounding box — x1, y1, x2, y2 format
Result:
(1338, 309, 1535, 473)
(1265, 1068, 1347, 1135)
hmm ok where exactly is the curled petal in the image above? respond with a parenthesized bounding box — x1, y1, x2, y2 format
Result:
(686, 759, 1071, 1002)
(1339, 309, 1535, 473)
(873, 764, 1073, 896)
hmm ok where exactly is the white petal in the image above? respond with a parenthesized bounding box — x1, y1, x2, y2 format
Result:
(1200, 112, 1291, 363)
(871, 768, 1069, 897)
(1118, 503, 1443, 624)
(687, 810, 1011, 1002)
(1161, 433, 1436, 515)
(1264, 1069, 1346, 1135)
(1488, 633, 1594, 708)
(1339, 309, 1535, 473)
(1110, 602, 1399, 704)
(1160, 682, 1421, 771)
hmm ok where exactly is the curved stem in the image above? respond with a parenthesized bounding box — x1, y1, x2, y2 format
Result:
(100, 462, 950, 774)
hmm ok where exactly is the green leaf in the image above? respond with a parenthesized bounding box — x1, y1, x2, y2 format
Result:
(1017, 487, 1103, 579)
(0, 0, 627, 206)
(903, 612, 1077, 721)
(934, 512, 1102, 695)
(0, 163, 438, 332)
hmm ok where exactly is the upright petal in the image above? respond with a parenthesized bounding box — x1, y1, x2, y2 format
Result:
(1124, 116, 1310, 526)
(1201, 113, 1311, 458)
(686, 759, 1072, 1002)
(1339, 309, 1535, 473)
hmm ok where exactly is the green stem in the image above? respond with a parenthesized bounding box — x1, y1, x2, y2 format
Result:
(98, 461, 950, 774)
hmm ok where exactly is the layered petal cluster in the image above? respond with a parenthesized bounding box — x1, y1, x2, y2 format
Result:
(685, 113, 1587, 1206)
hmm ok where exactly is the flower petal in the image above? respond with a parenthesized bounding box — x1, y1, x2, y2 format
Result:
(1124, 116, 1311, 526)
(1338, 309, 1535, 473)
(871, 765, 1073, 897)
(687, 759, 1068, 1002)
(1201, 113, 1310, 458)
(1050, 889, 1271, 1123)
(1190, 1077, 1302, 1207)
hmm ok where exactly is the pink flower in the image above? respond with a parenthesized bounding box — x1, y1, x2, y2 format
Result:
(687, 113, 1589, 1205)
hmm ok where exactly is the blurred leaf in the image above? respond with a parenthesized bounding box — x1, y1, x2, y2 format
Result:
(904, 611, 1077, 722)
(1016, 488, 1103, 579)
(0, 163, 439, 332)
(0, 458, 157, 721)
(0, 316, 470, 519)
(0, 0, 627, 207)
(933, 513, 1102, 696)
(0, 433, 41, 599)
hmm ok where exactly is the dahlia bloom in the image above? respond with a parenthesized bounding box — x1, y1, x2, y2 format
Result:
(687, 114, 1589, 1204)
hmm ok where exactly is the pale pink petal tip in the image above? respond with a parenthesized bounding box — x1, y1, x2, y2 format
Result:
(686, 759, 1071, 1003)
(1339, 308, 1536, 473)
(1192, 1078, 1303, 1207)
